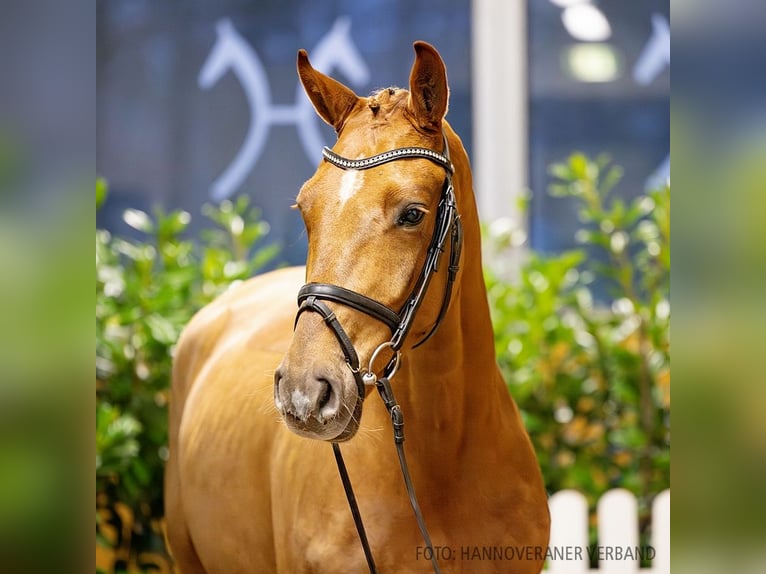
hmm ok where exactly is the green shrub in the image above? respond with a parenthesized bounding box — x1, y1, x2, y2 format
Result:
(485, 153, 670, 545)
(96, 185, 280, 566)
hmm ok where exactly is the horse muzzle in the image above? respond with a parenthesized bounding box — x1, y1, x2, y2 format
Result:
(274, 343, 363, 442)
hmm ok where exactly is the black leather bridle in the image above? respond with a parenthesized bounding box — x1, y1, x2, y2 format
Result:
(293, 133, 462, 574)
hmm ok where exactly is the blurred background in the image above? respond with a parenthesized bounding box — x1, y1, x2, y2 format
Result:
(97, 0, 669, 267)
(95, 1, 673, 572)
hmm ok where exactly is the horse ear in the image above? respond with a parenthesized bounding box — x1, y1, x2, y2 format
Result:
(407, 41, 449, 131)
(297, 49, 359, 133)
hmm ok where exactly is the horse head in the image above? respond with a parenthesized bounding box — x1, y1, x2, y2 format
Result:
(274, 42, 459, 442)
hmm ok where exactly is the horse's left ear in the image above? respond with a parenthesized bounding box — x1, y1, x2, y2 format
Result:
(297, 49, 359, 133)
(407, 41, 449, 131)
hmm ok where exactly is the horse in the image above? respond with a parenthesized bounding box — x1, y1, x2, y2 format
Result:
(166, 41, 550, 573)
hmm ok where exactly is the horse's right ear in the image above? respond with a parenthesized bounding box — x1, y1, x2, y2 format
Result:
(297, 49, 359, 133)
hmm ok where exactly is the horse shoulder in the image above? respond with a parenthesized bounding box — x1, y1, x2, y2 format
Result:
(167, 267, 305, 573)
(171, 266, 305, 399)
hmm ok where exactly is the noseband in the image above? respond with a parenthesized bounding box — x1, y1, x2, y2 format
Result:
(293, 133, 462, 574)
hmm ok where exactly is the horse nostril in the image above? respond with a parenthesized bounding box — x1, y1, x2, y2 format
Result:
(316, 378, 340, 420)
(273, 368, 284, 411)
(317, 379, 332, 410)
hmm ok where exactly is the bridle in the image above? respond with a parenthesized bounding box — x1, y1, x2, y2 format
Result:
(293, 132, 462, 574)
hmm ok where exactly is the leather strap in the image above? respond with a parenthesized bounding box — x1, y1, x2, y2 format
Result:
(332, 443, 378, 574)
(413, 214, 463, 348)
(332, 369, 443, 574)
(375, 373, 442, 573)
(299, 284, 400, 333)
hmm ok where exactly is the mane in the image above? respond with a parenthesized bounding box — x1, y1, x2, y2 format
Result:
(366, 86, 407, 116)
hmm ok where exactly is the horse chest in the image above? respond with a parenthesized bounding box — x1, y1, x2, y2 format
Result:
(271, 447, 522, 573)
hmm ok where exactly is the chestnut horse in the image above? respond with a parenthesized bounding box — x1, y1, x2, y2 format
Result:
(165, 42, 549, 573)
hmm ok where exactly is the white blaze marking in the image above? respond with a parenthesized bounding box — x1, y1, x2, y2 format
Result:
(291, 389, 312, 421)
(338, 169, 363, 205)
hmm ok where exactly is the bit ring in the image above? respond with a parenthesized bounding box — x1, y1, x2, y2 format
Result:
(368, 341, 401, 380)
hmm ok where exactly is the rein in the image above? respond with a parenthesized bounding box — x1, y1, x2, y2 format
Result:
(293, 134, 461, 574)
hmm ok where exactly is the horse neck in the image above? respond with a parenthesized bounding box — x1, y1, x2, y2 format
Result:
(388, 129, 508, 451)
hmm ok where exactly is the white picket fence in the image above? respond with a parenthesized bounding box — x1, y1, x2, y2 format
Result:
(546, 489, 670, 574)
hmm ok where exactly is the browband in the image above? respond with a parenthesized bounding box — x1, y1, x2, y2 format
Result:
(322, 145, 454, 174)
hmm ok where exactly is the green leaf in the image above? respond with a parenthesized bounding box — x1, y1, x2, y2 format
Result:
(96, 177, 108, 209)
(549, 162, 572, 181)
(158, 209, 191, 238)
(145, 313, 178, 345)
(569, 153, 589, 179)
(601, 165, 624, 196)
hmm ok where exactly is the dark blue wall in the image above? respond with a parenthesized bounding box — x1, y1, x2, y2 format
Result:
(97, 0, 472, 266)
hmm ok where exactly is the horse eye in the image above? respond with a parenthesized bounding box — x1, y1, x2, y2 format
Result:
(397, 207, 426, 227)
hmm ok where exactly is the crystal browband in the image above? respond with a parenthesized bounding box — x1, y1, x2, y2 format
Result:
(322, 146, 454, 174)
